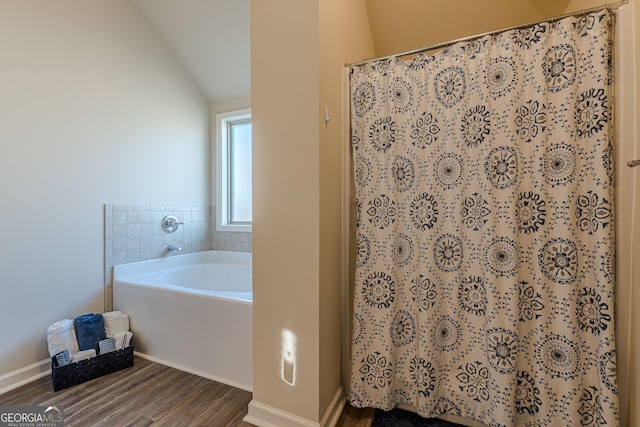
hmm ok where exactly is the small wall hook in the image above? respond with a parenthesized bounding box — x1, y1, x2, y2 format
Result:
(324, 105, 333, 127)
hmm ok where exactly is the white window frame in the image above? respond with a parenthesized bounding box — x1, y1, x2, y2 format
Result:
(216, 108, 252, 232)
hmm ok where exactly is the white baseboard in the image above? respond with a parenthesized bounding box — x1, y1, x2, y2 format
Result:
(244, 386, 345, 427)
(133, 351, 252, 392)
(244, 400, 319, 427)
(320, 386, 346, 427)
(0, 359, 51, 396)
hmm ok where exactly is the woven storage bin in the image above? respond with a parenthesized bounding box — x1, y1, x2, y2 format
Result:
(51, 345, 134, 391)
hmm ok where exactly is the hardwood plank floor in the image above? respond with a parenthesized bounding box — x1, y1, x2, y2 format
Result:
(334, 404, 374, 427)
(0, 357, 374, 427)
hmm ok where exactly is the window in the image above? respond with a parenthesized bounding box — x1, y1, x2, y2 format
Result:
(216, 108, 252, 232)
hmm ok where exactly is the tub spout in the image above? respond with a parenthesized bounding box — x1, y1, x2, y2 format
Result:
(167, 245, 182, 253)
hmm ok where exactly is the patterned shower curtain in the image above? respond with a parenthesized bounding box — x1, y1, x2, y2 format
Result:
(349, 10, 618, 426)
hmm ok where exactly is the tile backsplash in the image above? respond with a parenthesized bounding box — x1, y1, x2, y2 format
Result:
(104, 204, 251, 310)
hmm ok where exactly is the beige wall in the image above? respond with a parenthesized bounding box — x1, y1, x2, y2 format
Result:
(364, 0, 621, 59)
(0, 0, 210, 378)
(250, 0, 321, 422)
(565, 0, 612, 10)
(249, 0, 374, 424)
(364, 0, 546, 57)
(319, 0, 375, 418)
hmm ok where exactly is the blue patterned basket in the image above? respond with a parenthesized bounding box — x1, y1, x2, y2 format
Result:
(51, 345, 134, 392)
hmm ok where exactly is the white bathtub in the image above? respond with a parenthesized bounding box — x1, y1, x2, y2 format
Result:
(112, 250, 252, 391)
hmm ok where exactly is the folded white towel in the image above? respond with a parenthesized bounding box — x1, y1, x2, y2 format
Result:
(102, 311, 129, 338)
(112, 331, 133, 350)
(47, 319, 80, 358)
(71, 349, 96, 363)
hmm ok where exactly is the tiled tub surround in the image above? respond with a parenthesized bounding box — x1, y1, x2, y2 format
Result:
(104, 204, 251, 310)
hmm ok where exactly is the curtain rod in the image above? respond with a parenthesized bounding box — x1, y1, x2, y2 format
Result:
(347, 0, 627, 68)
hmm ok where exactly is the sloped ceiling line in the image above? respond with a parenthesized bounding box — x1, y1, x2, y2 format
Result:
(133, 0, 250, 102)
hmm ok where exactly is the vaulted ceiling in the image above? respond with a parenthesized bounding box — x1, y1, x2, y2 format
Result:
(133, 0, 250, 102)
(132, 0, 600, 102)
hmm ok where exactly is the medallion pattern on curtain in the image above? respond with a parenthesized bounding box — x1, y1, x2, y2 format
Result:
(349, 10, 618, 426)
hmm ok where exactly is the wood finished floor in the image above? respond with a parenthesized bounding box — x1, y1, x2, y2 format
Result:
(0, 356, 374, 427)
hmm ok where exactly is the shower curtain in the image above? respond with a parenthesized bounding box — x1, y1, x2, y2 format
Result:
(349, 10, 618, 426)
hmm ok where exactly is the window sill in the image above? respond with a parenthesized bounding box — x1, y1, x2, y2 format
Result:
(217, 223, 252, 233)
